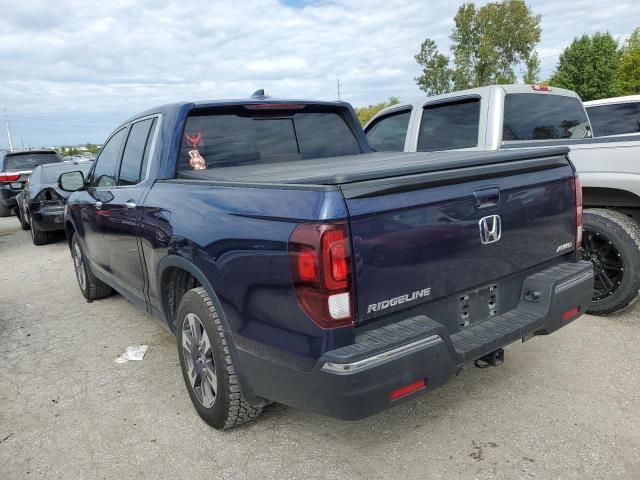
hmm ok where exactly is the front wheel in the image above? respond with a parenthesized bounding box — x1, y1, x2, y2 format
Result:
(176, 287, 262, 430)
(71, 233, 113, 300)
(582, 209, 640, 315)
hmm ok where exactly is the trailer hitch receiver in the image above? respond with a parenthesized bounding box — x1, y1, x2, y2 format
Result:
(474, 348, 504, 368)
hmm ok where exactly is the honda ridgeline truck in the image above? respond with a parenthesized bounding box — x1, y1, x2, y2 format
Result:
(366, 84, 640, 314)
(59, 94, 593, 430)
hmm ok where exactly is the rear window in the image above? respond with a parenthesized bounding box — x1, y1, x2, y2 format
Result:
(586, 102, 640, 137)
(42, 163, 93, 184)
(503, 94, 592, 141)
(177, 106, 361, 173)
(417, 98, 480, 152)
(3, 152, 61, 171)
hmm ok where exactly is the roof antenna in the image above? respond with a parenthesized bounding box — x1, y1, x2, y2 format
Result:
(251, 89, 268, 99)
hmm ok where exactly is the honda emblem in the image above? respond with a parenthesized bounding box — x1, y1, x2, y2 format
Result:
(479, 215, 502, 244)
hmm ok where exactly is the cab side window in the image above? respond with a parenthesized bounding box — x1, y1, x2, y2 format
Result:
(89, 128, 127, 188)
(417, 98, 480, 152)
(118, 118, 156, 186)
(587, 102, 640, 137)
(365, 110, 411, 152)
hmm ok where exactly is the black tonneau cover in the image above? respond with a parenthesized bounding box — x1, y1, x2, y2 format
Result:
(178, 147, 570, 186)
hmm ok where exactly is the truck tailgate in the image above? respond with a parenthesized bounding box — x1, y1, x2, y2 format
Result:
(342, 152, 577, 323)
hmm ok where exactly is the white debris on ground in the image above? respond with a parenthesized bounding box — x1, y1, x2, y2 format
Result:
(115, 345, 149, 364)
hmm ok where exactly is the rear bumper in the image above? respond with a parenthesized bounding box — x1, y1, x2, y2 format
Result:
(237, 260, 594, 420)
(31, 205, 66, 231)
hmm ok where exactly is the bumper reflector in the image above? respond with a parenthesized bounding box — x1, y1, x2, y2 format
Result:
(390, 379, 426, 401)
(562, 306, 580, 321)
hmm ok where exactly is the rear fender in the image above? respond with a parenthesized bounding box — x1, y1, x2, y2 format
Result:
(156, 255, 265, 405)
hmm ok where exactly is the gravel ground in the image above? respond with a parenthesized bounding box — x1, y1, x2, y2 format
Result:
(1, 215, 639, 480)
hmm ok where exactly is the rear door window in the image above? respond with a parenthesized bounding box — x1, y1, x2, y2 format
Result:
(417, 99, 480, 151)
(89, 128, 127, 188)
(586, 102, 640, 137)
(3, 152, 61, 171)
(365, 110, 411, 152)
(118, 118, 155, 186)
(177, 107, 361, 173)
(503, 93, 592, 140)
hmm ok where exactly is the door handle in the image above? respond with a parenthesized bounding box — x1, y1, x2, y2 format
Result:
(93, 201, 103, 208)
(473, 187, 500, 209)
(124, 201, 137, 209)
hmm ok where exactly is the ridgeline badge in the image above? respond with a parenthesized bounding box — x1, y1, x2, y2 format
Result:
(367, 288, 432, 314)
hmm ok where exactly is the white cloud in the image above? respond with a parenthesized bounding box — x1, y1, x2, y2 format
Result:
(0, 0, 638, 146)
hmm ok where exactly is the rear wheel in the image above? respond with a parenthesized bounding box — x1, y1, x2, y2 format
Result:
(0, 206, 12, 217)
(17, 206, 30, 230)
(28, 210, 52, 245)
(582, 209, 640, 315)
(71, 233, 112, 300)
(30, 225, 52, 245)
(176, 287, 262, 430)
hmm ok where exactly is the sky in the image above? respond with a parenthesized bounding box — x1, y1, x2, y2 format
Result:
(0, 0, 638, 147)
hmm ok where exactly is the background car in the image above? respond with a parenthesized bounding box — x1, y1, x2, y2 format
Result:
(0, 150, 63, 217)
(584, 95, 640, 137)
(18, 160, 93, 245)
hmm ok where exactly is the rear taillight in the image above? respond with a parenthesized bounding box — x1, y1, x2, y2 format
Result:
(34, 188, 65, 204)
(289, 222, 354, 328)
(0, 172, 21, 183)
(573, 176, 583, 249)
(532, 84, 551, 92)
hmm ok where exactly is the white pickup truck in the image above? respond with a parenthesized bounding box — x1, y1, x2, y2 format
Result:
(366, 84, 640, 314)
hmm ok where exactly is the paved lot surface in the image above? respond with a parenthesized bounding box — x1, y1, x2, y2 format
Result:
(1, 216, 639, 479)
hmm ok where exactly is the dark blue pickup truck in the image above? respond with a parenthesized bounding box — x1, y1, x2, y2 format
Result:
(59, 96, 594, 430)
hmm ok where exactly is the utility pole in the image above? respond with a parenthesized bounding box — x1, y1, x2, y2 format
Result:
(337, 77, 341, 101)
(4, 109, 14, 152)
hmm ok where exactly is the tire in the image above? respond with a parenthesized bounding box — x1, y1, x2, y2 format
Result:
(71, 233, 113, 300)
(17, 206, 30, 230)
(30, 226, 52, 245)
(582, 208, 640, 315)
(0, 206, 13, 217)
(176, 287, 262, 430)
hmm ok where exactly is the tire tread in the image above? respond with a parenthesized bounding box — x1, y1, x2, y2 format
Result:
(584, 208, 640, 315)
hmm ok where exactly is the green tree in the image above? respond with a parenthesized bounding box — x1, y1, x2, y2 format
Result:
(548, 33, 621, 101)
(354, 97, 400, 126)
(415, 0, 541, 94)
(85, 143, 101, 155)
(414, 39, 453, 95)
(617, 27, 640, 95)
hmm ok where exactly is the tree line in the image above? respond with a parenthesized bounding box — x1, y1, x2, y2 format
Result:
(355, 0, 639, 125)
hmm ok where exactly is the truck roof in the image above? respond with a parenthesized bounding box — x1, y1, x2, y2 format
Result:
(123, 98, 348, 127)
(584, 94, 640, 107)
(370, 84, 581, 125)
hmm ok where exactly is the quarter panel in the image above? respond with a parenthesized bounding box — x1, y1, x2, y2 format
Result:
(141, 182, 354, 370)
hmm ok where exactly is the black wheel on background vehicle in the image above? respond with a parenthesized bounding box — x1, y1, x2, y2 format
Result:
(28, 210, 52, 245)
(176, 287, 262, 430)
(0, 206, 12, 217)
(71, 233, 113, 300)
(582, 208, 640, 315)
(17, 206, 30, 230)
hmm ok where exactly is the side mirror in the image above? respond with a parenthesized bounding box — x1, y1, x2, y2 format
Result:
(59, 171, 86, 192)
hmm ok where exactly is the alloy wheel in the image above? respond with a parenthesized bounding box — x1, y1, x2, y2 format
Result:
(181, 313, 217, 408)
(73, 242, 87, 291)
(582, 229, 624, 301)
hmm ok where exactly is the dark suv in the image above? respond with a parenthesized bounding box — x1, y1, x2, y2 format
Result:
(0, 150, 62, 217)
